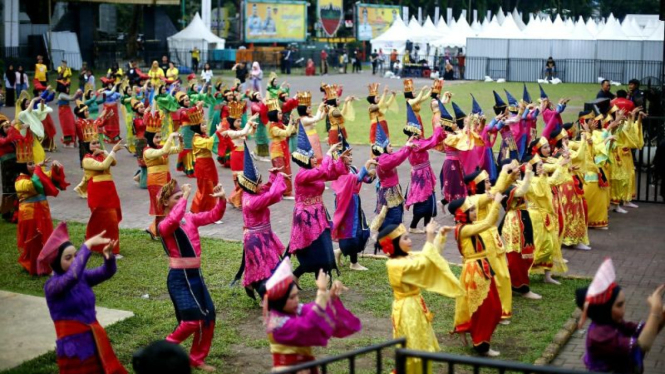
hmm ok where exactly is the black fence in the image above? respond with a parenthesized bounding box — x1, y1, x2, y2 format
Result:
(271, 338, 405, 374)
(466, 57, 663, 84)
(636, 116, 665, 203)
(394, 349, 598, 374)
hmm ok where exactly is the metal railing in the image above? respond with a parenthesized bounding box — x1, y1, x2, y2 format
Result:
(271, 338, 405, 374)
(394, 349, 597, 374)
(635, 115, 665, 203)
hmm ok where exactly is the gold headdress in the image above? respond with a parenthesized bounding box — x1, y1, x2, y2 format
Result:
(145, 111, 163, 133)
(431, 79, 443, 94)
(528, 154, 542, 165)
(322, 84, 338, 100)
(266, 98, 281, 112)
(175, 91, 188, 104)
(328, 108, 344, 127)
(368, 83, 379, 97)
(84, 82, 94, 98)
(130, 98, 143, 111)
(268, 71, 278, 83)
(16, 135, 34, 164)
(296, 91, 312, 107)
(0, 114, 10, 126)
(403, 79, 414, 93)
(228, 101, 246, 119)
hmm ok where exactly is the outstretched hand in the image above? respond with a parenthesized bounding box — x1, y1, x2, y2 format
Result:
(85, 230, 110, 250)
(315, 269, 330, 292)
(330, 280, 348, 299)
(211, 184, 226, 199)
(102, 240, 117, 260)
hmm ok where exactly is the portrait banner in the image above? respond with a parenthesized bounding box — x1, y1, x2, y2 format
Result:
(355, 3, 401, 41)
(245, 0, 307, 42)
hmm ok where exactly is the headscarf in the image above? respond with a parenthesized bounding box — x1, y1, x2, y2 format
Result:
(5, 65, 16, 85)
(251, 61, 262, 77)
(575, 286, 622, 325)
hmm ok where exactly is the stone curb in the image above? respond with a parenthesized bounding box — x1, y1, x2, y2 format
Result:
(534, 308, 583, 366)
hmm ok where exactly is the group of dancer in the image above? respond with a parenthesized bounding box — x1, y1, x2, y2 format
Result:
(0, 71, 650, 373)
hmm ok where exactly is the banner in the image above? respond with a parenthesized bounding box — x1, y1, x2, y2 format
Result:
(211, 7, 230, 38)
(245, 0, 307, 42)
(318, 0, 343, 37)
(356, 3, 401, 41)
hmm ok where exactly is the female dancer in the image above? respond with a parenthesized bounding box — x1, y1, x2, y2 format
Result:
(148, 61, 165, 87)
(583, 112, 613, 229)
(403, 79, 430, 136)
(56, 85, 80, 148)
(264, 259, 361, 371)
(173, 92, 206, 178)
(367, 84, 397, 143)
(72, 101, 111, 198)
(158, 180, 226, 372)
(120, 84, 137, 154)
(0, 115, 25, 221)
(17, 91, 54, 164)
(191, 112, 222, 213)
(404, 103, 444, 234)
(289, 124, 349, 282)
(33, 85, 58, 153)
(296, 92, 326, 165)
(82, 140, 124, 255)
(248, 91, 270, 161)
(462, 95, 498, 183)
(39, 226, 126, 374)
(221, 102, 255, 209)
(101, 82, 122, 143)
(15, 143, 68, 275)
(234, 145, 287, 297)
(449, 193, 505, 356)
(143, 101, 182, 239)
(130, 98, 148, 188)
(267, 98, 295, 198)
(331, 135, 376, 271)
(379, 221, 464, 373)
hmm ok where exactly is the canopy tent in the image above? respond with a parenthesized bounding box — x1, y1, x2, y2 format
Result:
(586, 17, 599, 36)
(512, 8, 526, 30)
(648, 21, 664, 41)
(496, 7, 506, 25)
(621, 18, 644, 40)
(370, 17, 412, 55)
(421, 16, 444, 40)
(44, 31, 83, 70)
(436, 16, 450, 34)
(477, 14, 522, 39)
(595, 13, 628, 40)
(470, 19, 482, 34)
(167, 12, 225, 67)
(569, 17, 595, 40)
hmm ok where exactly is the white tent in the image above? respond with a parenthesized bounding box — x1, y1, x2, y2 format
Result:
(422, 16, 444, 39)
(648, 21, 664, 41)
(595, 13, 628, 40)
(478, 14, 522, 39)
(621, 18, 644, 39)
(586, 17, 599, 36)
(643, 19, 659, 37)
(564, 17, 574, 30)
(496, 7, 506, 25)
(370, 17, 411, 54)
(436, 16, 450, 33)
(470, 19, 482, 34)
(431, 16, 471, 48)
(167, 13, 225, 67)
(512, 8, 526, 30)
(551, 14, 572, 39)
(569, 16, 594, 40)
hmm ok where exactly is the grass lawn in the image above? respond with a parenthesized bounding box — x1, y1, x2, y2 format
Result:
(0, 220, 589, 374)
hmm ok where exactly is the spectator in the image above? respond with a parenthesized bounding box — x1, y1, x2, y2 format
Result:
(390, 49, 398, 71)
(371, 49, 379, 75)
(34, 55, 48, 96)
(320, 49, 328, 75)
(393, 60, 402, 76)
(545, 57, 556, 80)
(160, 55, 170, 75)
(597, 79, 615, 100)
(402, 50, 411, 64)
(353, 48, 362, 73)
(15, 65, 29, 94)
(127, 60, 141, 86)
(166, 62, 179, 84)
(249, 61, 263, 93)
(4, 64, 16, 107)
(443, 60, 454, 80)
(282, 46, 293, 75)
(85, 68, 95, 88)
(340, 51, 348, 74)
(232, 62, 248, 90)
(190, 46, 200, 74)
(457, 50, 466, 80)
(133, 340, 191, 374)
(305, 58, 316, 76)
(148, 60, 165, 87)
(200, 63, 213, 87)
(611, 90, 635, 113)
(105, 62, 124, 85)
(378, 48, 385, 73)
(78, 62, 89, 90)
(627, 79, 645, 107)
(56, 60, 72, 92)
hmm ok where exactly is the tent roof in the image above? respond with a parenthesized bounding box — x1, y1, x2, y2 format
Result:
(596, 13, 628, 40)
(167, 13, 225, 44)
(512, 8, 526, 30)
(371, 17, 411, 43)
(569, 17, 594, 40)
(478, 13, 521, 38)
(586, 17, 599, 35)
(621, 18, 643, 39)
(496, 7, 506, 25)
(647, 21, 664, 40)
(436, 16, 450, 33)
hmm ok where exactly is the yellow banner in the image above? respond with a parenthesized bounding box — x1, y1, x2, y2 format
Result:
(211, 8, 230, 38)
(356, 4, 401, 41)
(245, 1, 307, 42)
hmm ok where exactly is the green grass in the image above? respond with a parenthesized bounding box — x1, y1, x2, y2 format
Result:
(0, 220, 589, 373)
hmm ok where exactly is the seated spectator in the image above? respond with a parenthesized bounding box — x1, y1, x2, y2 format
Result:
(393, 60, 402, 75)
(305, 58, 316, 76)
(611, 90, 636, 113)
(545, 57, 556, 80)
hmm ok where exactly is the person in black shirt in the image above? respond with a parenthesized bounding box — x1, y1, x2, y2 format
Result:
(160, 55, 170, 76)
(596, 79, 615, 100)
(127, 61, 141, 86)
(627, 79, 644, 108)
(283, 47, 293, 75)
(232, 62, 248, 90)
(370, 49, 379, 75)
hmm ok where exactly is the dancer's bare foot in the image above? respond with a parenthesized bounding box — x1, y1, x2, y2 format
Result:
(350, 263, 368, 271)
(521, 291, 542, 300)
(544, 273, 561, 285)
(498, 319, 511, 325)
(482, 349, 500, 357)
(408, 228, 425, 234)
(194, 363, 216, 372)
(459, 333, 469, 347)
(334, 249, 343, 266)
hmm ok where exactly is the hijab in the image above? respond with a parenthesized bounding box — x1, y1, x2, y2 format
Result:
(5, 65, 16, 85)
(251, 62, 262, 78)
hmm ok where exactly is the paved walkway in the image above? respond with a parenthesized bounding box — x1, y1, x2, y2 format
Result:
(0, 290, 134, 371)
(1, 72, 664, 371)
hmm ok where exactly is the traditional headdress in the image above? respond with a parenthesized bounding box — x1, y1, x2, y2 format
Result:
(15, 134, 34, 164)
(539, 84, 548, 101)
(328, 107, 344, 127)
(145, 111, 163, 134)
(130, 98, 144, 111)
(504, 89, 518, 112)
(175, 91, 188, 104)
(322, 84, 338, 100)
(36, 222, 71, 275)
(451, 102, 466, 129)
(563, 122, 577, 139)
(368, 83, 379, 97)
(268, 71, 278, 84)
(263, 257, 296, 321)
(522, 83, 532, 104)
(548, 127, 567, 148)
(403, 103, 422, 137)
(403, 79, 414, 93)
(296, 91, 312, 107)
(492, 90, 507, 114)
(75, 101, 97, 142)
(431, 79, 443, 94)
(438, 101, 455, 127)
(228, 101, 246, 119)
(377, 224, 407, 256)
(84, 82, 95, 99)
(577, 258, 618, 328)
(333, 129, 352, 160)
(214, 78, 224, 92)
(448, 197, 473, 223)
(464, 169, 489, 195)
(470, 94, 483, 115)
(266, 98, 281, 113)
(0, 114, 9, 126)
(157, 179, 181, 208)
(372, 119, 390, 155)
(292, 121, 315, 165)
(238, 142, 260, 194)
(531, 137, 549, 156)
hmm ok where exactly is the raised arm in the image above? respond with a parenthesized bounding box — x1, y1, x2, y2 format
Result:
(269, 303, 335, 347)
(459, 200, 501, 238)
(190, 198, 227, 227)
(378, 146, 411, 170)
(158, 197, 188, 237)
(246, 172, 286, 211)
(44, 244, 93, 297)
(193, 133, 217, 151)
(82, 151, 117, 171)
(84, 253, 117, 287)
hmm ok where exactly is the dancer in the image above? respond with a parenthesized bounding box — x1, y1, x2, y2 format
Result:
(190, 114, 222, 213)
(38, 225, 126, 374)
(449, 192, 505, 356)
(130, 98, 148, 189)
(367, 84, 397, 144)
(16, 92, 53, 164)
(403, 79, 431, 136)
(278, 89, 299, 153)
(492, 90, 520, 164)
(220, 102, 256, 209)
(296, 92, 326, 165)
(465, 95, 498, 183)
(518, 84, 539, 160)
(101, 82, 123, 144)
(267, 98, 296, 198)
(289, 124, 349, 282)
(404, 103, 444, 234)
(83, 140, 124, 255)
(0, 114, 25, 222)
(15, 141, 68, 275)
(498, 162, 541, 299)
(174, 93, 206, 178)
(264, 258, 361, 371)
(576, 258, 665, 373)
(235, 144, 287, 298)
(582, 108, 612, 229)
(143, 105, 182, 239)
(158, 180, 226, 372)
(56, 85, 80, 148)
(331, 133, 376, 271)
(539, 85, 568, 139)
(371, 122, 414, 236)
(72, 101, 112, 198)
(608, 107, 644, 212)
(380, 221, 464, 374)
(249, 91, 271, 161)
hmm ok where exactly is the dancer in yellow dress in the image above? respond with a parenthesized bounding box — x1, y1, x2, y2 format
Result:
(379, 221, 464, 374)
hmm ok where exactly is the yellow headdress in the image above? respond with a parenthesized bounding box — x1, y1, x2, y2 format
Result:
(322, 84, 338, 100)
(145, 111, 163, 133)
(296, 91, 312, 107)
(228, 101, 246, 119)
(266, 98, 281, 112)
(368, 83, 379, 97)
(403, 79, 414, 93)
(16, 135, 34, 164)
(431, 79, 443, 94)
